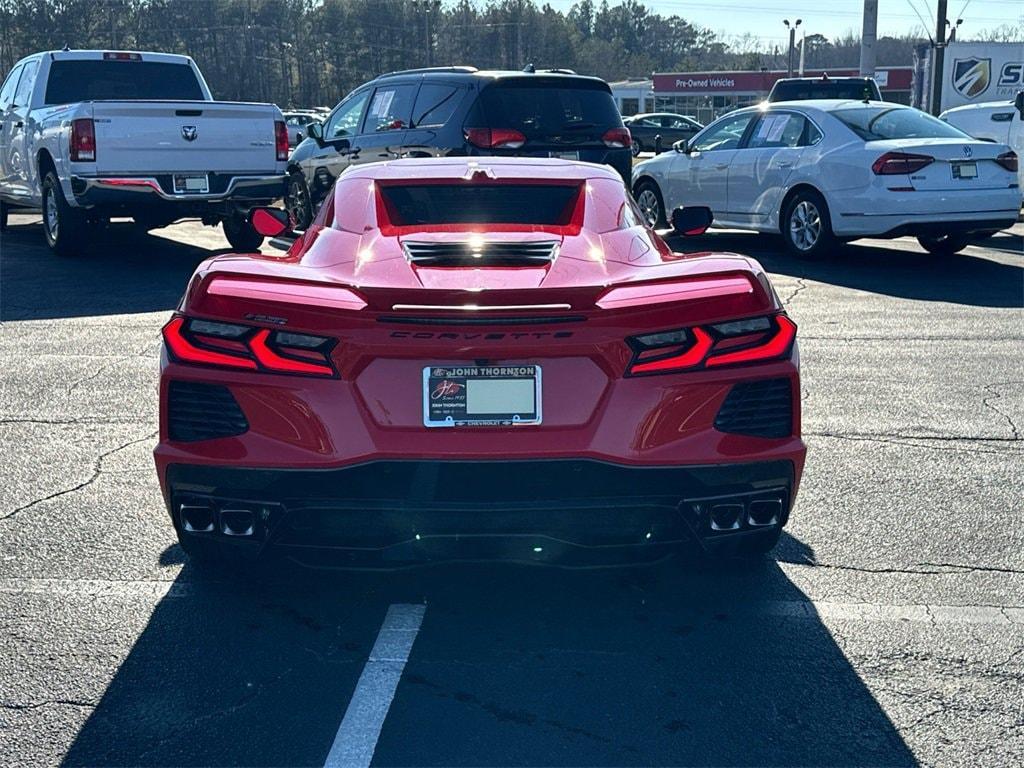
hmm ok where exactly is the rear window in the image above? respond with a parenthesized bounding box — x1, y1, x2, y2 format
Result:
(44, 60, 205, 104)
(832, 106, 970, 141)
(380, 183, 579, 226)
(770, 80, 879, 101)
(477, 79, 621, 138)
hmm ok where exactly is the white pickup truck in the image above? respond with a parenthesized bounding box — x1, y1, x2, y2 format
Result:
(942, 91, 1024, 196)
(0, 49, 288, 254)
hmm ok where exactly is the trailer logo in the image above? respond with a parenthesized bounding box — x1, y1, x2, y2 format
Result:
(181, 125, 198, 142)
(952, 57, 991, 98)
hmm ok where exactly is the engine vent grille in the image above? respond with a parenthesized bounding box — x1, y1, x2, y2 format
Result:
(714, 378, 793, 439)
(402, 240, 559, 267)
(167, 381, 248, 442)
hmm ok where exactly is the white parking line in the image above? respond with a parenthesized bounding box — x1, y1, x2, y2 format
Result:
(323, 603, 426, 768)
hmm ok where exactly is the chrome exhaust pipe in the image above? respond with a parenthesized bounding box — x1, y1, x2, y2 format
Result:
(220, 508, 255, 537)
(709, 503, 743, 531)
(748, 499, 782, 527)
(180, 504, 215, 533)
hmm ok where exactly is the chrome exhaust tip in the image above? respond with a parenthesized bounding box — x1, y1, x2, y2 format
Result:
(709, 503, 743, 531)
(220, 508, 255, 537)
(748, 499, 783, 527)
(180, 504, 215, 533)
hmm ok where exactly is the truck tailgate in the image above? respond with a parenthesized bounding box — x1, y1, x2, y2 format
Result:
(90, 101, 279, 174)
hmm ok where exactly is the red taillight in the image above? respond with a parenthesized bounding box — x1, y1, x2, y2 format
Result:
(602, 127, 632, 149)
(162, 317, 257, 370)
(996, 151, 1018, 173)
(162, 317, 336, 377)
(626, 315, 796, 376)
(249, 329, 334, 376)
(463, 127, 527, 149)
(274, 120, 289, 161)
(70, 118, 96, 162)
(871, 151, 933, 175)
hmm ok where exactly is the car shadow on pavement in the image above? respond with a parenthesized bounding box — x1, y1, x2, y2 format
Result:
(63, 537, 917, 767)
(0, 218, 233, 322)
(665, 230, 1023, 308)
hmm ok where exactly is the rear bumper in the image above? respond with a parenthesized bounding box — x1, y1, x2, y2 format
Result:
(831, 187, 1020, 237)
(69, 173, 286, 209)
(163, 458, 798, 567)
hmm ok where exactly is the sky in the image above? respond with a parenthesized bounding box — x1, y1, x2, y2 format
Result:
(541, 0, 1023, 47)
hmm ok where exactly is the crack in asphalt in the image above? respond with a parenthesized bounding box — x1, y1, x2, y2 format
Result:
(782, 557, 1024, 576)
(0, 430, 157, 523)
(782, 277, 807, 307)
(0, 698, 97, 711)
(805, 430, 1019, 456)
(981, 382, 1022, 441)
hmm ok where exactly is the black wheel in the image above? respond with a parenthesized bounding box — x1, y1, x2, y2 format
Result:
(41, 171, 87, 256)
(222, 214, 265, 251)
(633, 179, 666, 229)
(917, 234, 969, 256)
(631, 140, 642, 158)
(285, 171, 313, 230)
(781, 188, 834, 259)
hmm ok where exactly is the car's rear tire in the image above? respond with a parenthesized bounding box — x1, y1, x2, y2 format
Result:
(917, 233, 969, 256)
(41, 171, 87, 257)
(781, 188, 834, 259)
(631, 140, 642, 158)
(222, 213, 265, 251)
(633, 179, 666, 229)
(285, 171, 314, 230)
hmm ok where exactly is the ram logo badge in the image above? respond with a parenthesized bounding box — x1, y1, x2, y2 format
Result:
(181, 125, 198, 142)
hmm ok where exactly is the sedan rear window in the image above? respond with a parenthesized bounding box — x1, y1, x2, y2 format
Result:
(380, 184, 580, 225)
(832, 107, 970, 141)
(478, 79, 621, 139)
(44, 60, 205, 104)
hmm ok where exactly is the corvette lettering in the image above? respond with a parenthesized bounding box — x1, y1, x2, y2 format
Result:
(390, 331, 573, 340)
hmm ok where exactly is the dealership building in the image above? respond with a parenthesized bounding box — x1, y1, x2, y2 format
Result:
(610, 67, 914, 124)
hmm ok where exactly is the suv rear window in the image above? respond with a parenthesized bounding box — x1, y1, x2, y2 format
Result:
(477, 79, 621, 140)
(45, 60, 205, 104)
(380, 183, 579, 225)
(832, 106, 969, 141)
(770, 79, 880, 101)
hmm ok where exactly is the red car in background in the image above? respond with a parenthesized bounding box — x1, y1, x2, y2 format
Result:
(155, 158, 805, 568)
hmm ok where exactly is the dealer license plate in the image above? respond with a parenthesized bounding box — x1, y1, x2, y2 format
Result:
(951, 161, 977, 180)
(423, 365, 542, 427)
(173, 173, 210, 194)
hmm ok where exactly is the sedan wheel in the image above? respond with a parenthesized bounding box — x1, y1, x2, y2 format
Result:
(789, 201, 821, 252)
(782, 190, 834, 259)
(634, 182, 665, 229)
(285, 173, 313, 230)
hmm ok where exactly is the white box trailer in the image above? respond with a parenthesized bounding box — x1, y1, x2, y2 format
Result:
(940, 41, 1024, 112)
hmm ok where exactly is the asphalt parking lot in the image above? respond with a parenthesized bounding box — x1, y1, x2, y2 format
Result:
(1, 212, 1022, 767)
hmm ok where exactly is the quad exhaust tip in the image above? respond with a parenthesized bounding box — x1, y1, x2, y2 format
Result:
(220, 508, 256, 537)
(748, 499, 782, 527)
(709, 503, 744, 531)
(180, 504, 215, 533)
(178, 502, 256, 537)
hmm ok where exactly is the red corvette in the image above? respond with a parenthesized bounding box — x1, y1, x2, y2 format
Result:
(154, 158, 805, 568)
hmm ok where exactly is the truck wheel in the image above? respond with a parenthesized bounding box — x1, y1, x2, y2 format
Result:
(917, 234, 969, 256)
(285, 172, 313, 230)
(781, 189, 834, 259)
(41, 172, 87, 257)
(222, 214, 264, 252)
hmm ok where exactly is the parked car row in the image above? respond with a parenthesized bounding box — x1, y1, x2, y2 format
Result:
(632, 99, 1020, 257)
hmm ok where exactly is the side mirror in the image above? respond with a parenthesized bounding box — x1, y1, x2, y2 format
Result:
(306, 121, 324, 143)
(1015, 90, 1024, 119)
(250, 207, 292, 238)
(673, 139, 689, 154)
(671, 205, 713, 236)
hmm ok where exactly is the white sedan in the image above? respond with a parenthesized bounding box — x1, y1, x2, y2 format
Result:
(631, 100, 1020, 257)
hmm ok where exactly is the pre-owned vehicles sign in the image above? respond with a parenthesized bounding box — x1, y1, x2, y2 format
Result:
(943, 41, 1024, 110)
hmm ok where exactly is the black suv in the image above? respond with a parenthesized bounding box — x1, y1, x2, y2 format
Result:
(767, 75, 882, 102)
(285, 66, 631, 228)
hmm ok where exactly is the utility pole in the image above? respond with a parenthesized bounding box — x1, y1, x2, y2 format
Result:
(931, 0, 948, 114)
(798, 28, 806, 76)
(412, 0, 442, 68)
(783, 19, 801, 78)
(860, 0, 878, 76)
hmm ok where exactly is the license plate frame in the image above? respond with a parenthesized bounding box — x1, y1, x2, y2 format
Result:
(549, 150, 580, 160)
(423, 365, 542, 427)
(951, 161, 978, 180)
(172, 173, 210, 194)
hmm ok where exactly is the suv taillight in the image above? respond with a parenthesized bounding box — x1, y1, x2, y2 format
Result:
(70, 118, 96, 162)
(871, 151, 933, 175)
(274, 120, 289, 161)
(996, 151, 1018, 173)
(602, 127, 632, 149)
(162, 316, 337, 377)
(464, 127, 527, 149)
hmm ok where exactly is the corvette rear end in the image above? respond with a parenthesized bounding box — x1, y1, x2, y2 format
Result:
(154, 158, 806, 568)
